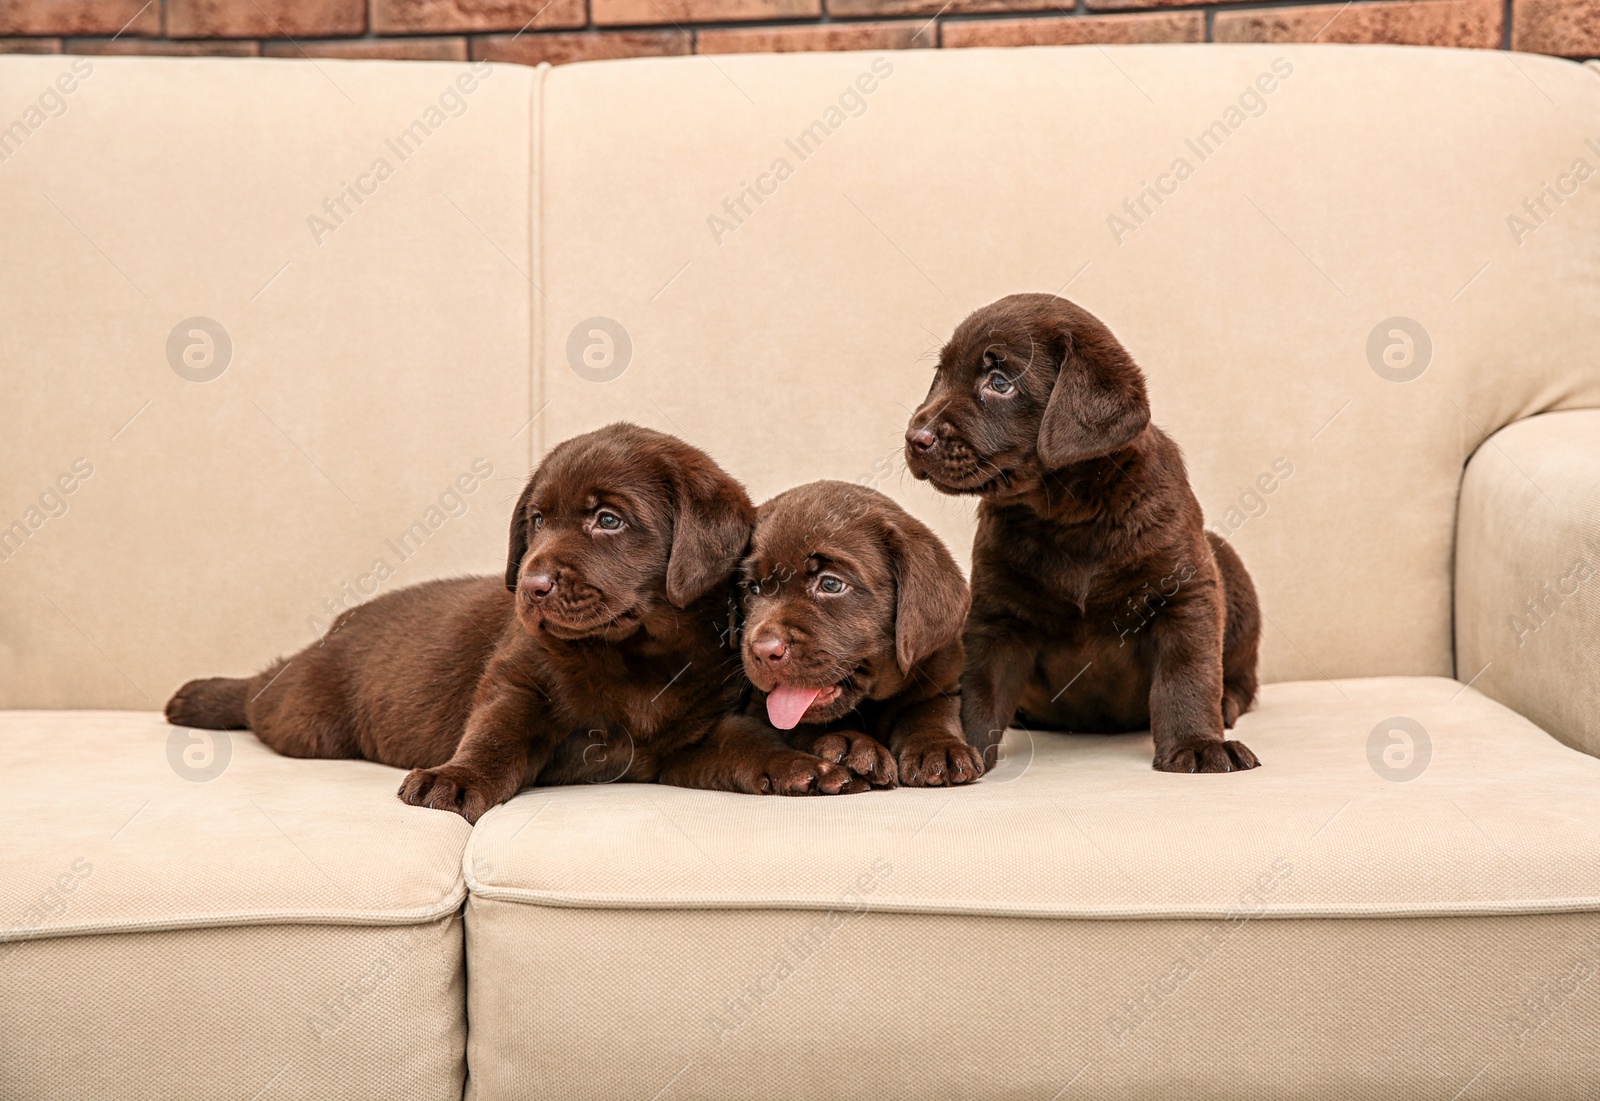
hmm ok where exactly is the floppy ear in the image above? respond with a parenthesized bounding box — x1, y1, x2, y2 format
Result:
(666, 463, 754, 609)
(884, 517, 970, 674)
(504, 477, 536, 593)
(1036, 306, 1151, 468)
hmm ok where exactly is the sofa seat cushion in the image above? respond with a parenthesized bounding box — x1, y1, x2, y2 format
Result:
(461, 678, 1600, 1100)
(0, 710, 470, 1101)
(466, 677, 1600, 918)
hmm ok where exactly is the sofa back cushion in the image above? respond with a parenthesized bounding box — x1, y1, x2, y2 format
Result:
(0, 56, 535, 708)
(535, 45, 1600, 685)
(5, 46, 1600, 707)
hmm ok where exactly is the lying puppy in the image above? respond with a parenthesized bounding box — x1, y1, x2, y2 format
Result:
(166, 424, 861, 820)
(737, 481, 984, 787)
(905, 294, 1262, 774)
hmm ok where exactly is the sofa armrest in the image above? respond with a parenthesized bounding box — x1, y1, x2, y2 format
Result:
(1456, 410, 1600, 757)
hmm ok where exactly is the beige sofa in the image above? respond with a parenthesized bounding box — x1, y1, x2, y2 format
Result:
(3, 42, 1599, 1100)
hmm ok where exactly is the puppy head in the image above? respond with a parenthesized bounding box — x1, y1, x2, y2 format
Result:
(739, 481, 968, 729)
(506, 424, 754, 642)
(904, 293, 1151, 498)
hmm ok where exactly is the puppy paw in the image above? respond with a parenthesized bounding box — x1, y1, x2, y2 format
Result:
(1153, 738, 1260, 774)
(810, 731, 898, 788)
(398, 766, 499, 823)
(897, 734, 984, 787)
(758, 751, 865, 796)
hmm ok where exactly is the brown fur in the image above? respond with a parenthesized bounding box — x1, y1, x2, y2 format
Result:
(166, 424, 864, 821)
(905, 294, 1262, 773)
(737, 481, 983, 789)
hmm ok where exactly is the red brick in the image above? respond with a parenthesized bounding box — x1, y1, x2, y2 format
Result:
(473, 29, 691, 62)
(1084, 0, 1245, 9)
(67, 36, 262, 54)
(698, 20, 933, 51)
(594, 0, 819, 27)
(167, 0, 365, 38)
(0, 0, 157, 37)
(374, 0, 586, 34)
(1214, 0, 1501, 47)
(942, 11, 1203, 46)
(830, 0, 1052, 17)
(0, 35, 60, 50)
(1513, 0, 1600, 56)
(263, 36, 470, 59)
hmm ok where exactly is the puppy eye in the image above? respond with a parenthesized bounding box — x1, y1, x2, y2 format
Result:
(594, 510, 624, 531)
(984, 372, 1015, 396)
(817, 575, 847, 595)
(531, 511, 543, 530)
(745, 580, 763, 596)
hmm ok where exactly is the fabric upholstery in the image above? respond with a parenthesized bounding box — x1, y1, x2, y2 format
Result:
(0, 55, 536, 710)
(467, 678, 1600, 918)
(535, 45, 1600, 686)
(1456, 410, 1600, 760)
(464, 678, 1600, 1098)
(0, 710, 468, 935)
(0, 917, 465, 1101)
(0, 710, 470, 1100)
(465, 904, 1600, 1101)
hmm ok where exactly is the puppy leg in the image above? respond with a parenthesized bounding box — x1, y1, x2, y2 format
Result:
(1208, 533, 1261, 728)
(398, 666, 549, 823)
(660, 715, 865, 796)
(1148, 593, 1259, 774)
(959, 626, 1036, 768)
(888, 694, 983, 787)
(245, 657, 362, 759)
(165, 676, 251, 730)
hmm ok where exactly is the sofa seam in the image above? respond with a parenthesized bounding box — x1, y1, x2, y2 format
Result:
(528, 60, 549, 473)
(0, 881, 469, 946)
(459, 887, 1600, 921)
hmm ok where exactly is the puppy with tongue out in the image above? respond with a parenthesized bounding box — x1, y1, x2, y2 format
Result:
(739, 481, 984, 788)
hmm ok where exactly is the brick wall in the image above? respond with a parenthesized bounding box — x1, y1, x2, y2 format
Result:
(0, 0, 1596, 63)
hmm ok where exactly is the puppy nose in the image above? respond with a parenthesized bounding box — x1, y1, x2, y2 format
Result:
(753, 635, 787, 664)
(907, 427, 936, 453)
(522, 572, 555, 599)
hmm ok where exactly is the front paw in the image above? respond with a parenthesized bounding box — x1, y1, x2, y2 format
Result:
(810, 731, 898, 787)
(757, 750, 866, 796)
(398, 766, 499, 823)
(1153, 738, 1260, 774)
(897, 734, 984, 787)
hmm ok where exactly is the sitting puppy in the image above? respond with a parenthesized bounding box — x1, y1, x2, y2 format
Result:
(166, 424, 862, 821)
(737, 481, 984, 788)
(904, 294, 1262, 774)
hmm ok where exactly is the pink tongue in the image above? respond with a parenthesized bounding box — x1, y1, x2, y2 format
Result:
(766, 685, 823, 730)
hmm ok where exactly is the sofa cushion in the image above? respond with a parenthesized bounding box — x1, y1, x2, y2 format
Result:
(0, 54, 536, 711)
(466, 677, 1600, 917)
(0, 710, 469, 1100)
(462, 678, 1600, 1099)
(533, 46, 1600, 688)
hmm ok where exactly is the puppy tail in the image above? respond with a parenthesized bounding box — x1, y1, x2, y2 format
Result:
(165, 677, 251, 729)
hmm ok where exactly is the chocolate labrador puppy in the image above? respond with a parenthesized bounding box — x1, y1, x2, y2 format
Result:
(166, 424, 861, 820)
(905, 294, 1261, 774)
(738, 481, 984, 788)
